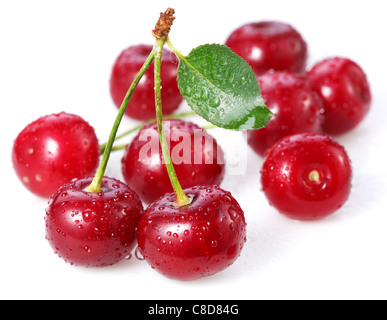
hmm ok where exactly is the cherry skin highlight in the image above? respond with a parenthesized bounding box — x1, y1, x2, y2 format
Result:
(45, 177, 143, 267)
(261, 133, 352, 221)
(247, 71, 323, 157)
(12, 112, 100, 198)
(109, 44, 183, 120)
(136, 185, 247, 281)
(225, 21, 307, 75)
(307, 57, 372, 135)
(121, 119, 225, 204)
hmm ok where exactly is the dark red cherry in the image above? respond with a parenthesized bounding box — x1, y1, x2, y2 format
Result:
(121, 119, 225, 204)
(307, 57, 372, 135)
(12, 112, 100, 198)
(45, 176, 143, 267)
(247, 71, 323, 156)
(136, 185, 247, 281)
(225, 21, 308, 75)
(109, 44, 183, 120)
(261, 133, 352, 221)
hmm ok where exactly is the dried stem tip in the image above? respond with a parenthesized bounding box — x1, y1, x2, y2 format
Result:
(152, 8, 175, 39)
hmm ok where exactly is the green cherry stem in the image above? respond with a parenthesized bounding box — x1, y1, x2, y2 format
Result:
(99, 123, 143, 154)
(165, 37, 184, 60)
(154, 37, 190, 207)
(85, 48, 156, 193)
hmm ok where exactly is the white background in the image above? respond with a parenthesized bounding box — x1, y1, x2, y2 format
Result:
(1, 0, 386, 300)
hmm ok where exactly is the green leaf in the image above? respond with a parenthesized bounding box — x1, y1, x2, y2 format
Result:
(176, 44, 272, 130)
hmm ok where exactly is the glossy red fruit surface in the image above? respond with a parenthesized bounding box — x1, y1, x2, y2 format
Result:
(247, 71, 323, 157)
(225, 21, 307, 75)
(122, 119, 225, 204)
(12, 112, 100, 198)
(109, 44, 183, 120)
(45, 177, 143, 267)
(307, 57, 371, 135)
(261, 133, 352, 221)
(136, 185, 247, 281)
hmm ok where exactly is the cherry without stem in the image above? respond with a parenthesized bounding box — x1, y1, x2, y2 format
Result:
(307, 57, 372, 135)
(136, 185, 247, 281)
(247, 71, 323, 157)
(45, 176, 143, 267)
(225, 21, 308, 75)
(110, 44, 182, 121)
(261, 133, 352, 221)
(121, 119, 225, 204)
(12, 112, 100, 198)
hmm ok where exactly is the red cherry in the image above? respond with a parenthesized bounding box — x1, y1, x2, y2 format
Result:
(121, 119, 225, 204)
(307, 57, 372, 135)
(247, 71, 323, 156)
(109, 44, 183, 120)
(225, 21, 308, 75)
(136, 185, 247, 281)
(12, 112, 100, 198)
(261, 133, 352, 221)
(45, 177, 143, 267)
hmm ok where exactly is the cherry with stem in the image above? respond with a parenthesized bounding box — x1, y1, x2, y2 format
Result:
(136, 8, 247, 281)
(85, 49, 155, 193)
(45, 38, 157, 267)
(153, 37, 191, 207)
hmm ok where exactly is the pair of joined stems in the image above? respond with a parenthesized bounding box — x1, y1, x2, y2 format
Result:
(85, 36, 191, 207)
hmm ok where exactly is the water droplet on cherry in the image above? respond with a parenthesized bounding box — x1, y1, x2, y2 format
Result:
(135, 246, 145, 261)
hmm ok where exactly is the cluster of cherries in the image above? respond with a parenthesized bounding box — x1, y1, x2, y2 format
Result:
(11, 20, 371, 280)
(226, 21, 371, 221)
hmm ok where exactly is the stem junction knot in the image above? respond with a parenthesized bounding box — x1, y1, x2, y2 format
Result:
(152, 8, 175, 39)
